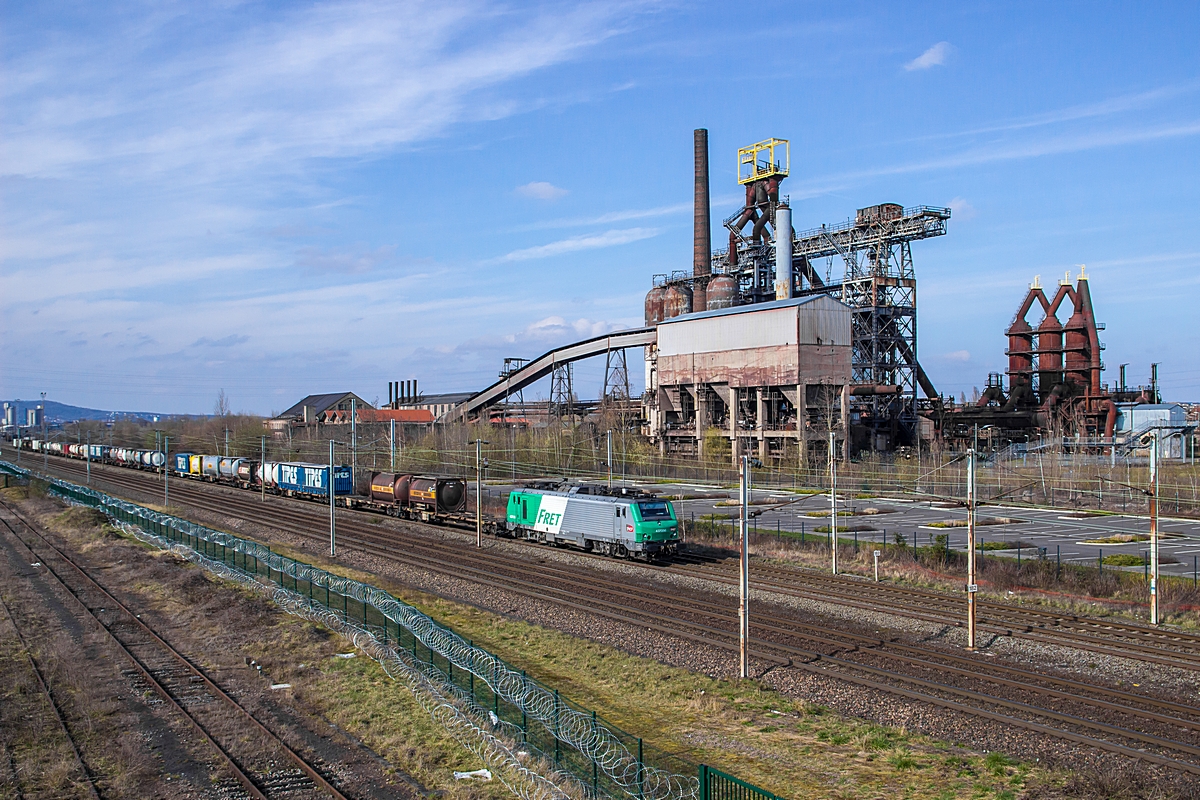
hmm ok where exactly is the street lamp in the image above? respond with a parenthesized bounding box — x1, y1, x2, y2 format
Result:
(1149, 432, 1160, 625)
(41, 392, 47, 471)
(739, 455, 750, 679)
(829, 430, 838, 575)
(966, 447, 978, 650)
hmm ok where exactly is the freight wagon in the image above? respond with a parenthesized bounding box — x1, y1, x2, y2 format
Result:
(276, 462, 353, 499)
(363, 472, 467, 519)
(504, 489, 680, 559)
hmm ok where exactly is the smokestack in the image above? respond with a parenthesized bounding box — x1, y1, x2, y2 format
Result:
(693, 128, 711, 313)
(413, 379, 418, 401)
(774, 204, 793, 300)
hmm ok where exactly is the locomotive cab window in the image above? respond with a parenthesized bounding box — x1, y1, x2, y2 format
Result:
(636, 501, 672, 520)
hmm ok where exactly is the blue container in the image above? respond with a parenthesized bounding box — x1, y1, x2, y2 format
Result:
(174, 453, 193, 474)
(276, 463, 353, 497)
(88, 445, 107, 460)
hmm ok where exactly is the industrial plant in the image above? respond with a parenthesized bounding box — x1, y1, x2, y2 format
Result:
(447, 129, 1193, 462)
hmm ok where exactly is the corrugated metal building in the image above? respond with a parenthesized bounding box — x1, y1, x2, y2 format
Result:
(645, 295, 853, 462)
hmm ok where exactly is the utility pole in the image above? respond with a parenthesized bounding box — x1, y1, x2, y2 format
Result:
(475, 439, 489, 548)
(1150, 433, 1160, 625)
(224, 428, 229, 458)
(351, 398, 357, 488)
(41, 392, 47, 471)
(739, 455, 750, 679)
(829, 430, 838, 575)
(260, 436, 266, 502)
(163, 435, 169, 508)
(966, 447, 978, 650)
(607, 429, 613, 489)
(86, 431, 91, 484)
(390, 418, 396, 471)
(329, 439, 337, 557)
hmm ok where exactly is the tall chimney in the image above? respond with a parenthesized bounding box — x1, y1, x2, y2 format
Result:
(693, 128, 711, 313)
(774, 204, 793, 300)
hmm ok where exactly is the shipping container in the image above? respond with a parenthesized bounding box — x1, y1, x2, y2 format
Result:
(188, 455, 202, 475)
(276, 462, 352, 497)
(201, 455, 221, 478)
(174, 453, 193, 474)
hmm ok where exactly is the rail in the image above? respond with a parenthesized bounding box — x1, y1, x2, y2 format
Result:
(1, 460, 786, 800)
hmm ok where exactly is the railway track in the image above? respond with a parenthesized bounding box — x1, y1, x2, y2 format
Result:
(0, 495, 354, 800)
(16, 454, 1200, 776)
(27, 448, 1200, 668)
(0, 586, 102, 799)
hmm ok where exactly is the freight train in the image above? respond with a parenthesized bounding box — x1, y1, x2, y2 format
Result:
(6, 437, 680, 558)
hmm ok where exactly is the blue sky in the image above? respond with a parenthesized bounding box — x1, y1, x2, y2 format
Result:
(3, 1, 1198, 415)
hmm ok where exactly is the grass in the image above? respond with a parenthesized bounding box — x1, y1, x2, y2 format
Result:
(927, 517, 1024, 529)
(978, 540, 1037, 551)
(1081, 533, 1150, 544)
(26, 492, 1079, 799)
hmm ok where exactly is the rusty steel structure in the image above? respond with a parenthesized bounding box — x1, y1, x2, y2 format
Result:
(941, 269, 1155, 448)
(646, 130, 950, 454)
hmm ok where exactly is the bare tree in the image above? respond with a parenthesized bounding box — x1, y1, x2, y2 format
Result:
(214, 389, 230, 417)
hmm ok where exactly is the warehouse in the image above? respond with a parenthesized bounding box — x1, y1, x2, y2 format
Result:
(644, 294, 852, 462)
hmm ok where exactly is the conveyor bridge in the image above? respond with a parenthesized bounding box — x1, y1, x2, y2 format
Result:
(451, 327, 657, 421)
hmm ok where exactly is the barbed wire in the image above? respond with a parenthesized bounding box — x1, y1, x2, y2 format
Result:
(1, 460, 699, 800)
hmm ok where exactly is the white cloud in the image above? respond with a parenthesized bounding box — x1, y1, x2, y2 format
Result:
(493, 227, 659, 262)
(295, 244, 396, 274)
(943, 350, 971, 362)
(509, 202, 689, 232)
(905, 42, 953, 71)
(1, 2, 633, 181)
(946, 197, 976, 220)
(515, 181, 569, 200)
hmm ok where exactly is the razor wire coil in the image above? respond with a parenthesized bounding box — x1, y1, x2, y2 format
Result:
(0, 461, 699, 800)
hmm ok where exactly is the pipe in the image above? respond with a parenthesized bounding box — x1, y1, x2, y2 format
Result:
(774, 204, 793, 300)
(850, 385, 902, 396)
(1040, 383, 1066, 411)
(1103, 398, 1118, 440)
(751, 182, 771, 243)
(693, 129, 711, 313)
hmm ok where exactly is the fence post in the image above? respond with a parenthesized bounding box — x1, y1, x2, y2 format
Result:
(553, 689, 561, 765)
(638, 738, 644, 799)
(698, 764, 708, 800)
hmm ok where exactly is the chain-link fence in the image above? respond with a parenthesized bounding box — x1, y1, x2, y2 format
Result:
(1, 459, 758, 800)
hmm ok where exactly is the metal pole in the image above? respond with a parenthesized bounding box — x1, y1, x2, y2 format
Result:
(41, 391, 47, 471)
(1150, 434, 1160, 625)
(829, 430, 837, 575)
(966, 448, 978, 650)
(329, 439, 336, 557)
(739, 455, 749, 679)
(475, 439, 484, 548)
(164, 436, 169, 507)
(260, 436, 266, 502)
(86, 431, 91, 484)
(607, 430, 613, 489)
(390, 418, 396, 471)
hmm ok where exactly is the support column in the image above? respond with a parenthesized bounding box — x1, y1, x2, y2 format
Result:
(840, 384, 851, 462)
(728, 385, 739, 466)
(797, 383, 808, 467)
(696, 385, 707, 459)
(755, 388, 766, 459)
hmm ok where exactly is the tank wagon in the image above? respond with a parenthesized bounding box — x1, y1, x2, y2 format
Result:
(360, 472, 467, 520)
(504, 489, 680, 559)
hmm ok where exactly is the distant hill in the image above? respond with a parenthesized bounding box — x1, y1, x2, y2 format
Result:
(2, 399, 207, 424)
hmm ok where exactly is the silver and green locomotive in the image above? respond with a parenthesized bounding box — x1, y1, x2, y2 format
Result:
(504, 489, 680, 559)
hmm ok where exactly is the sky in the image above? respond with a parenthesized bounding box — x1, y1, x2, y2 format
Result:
(3, 1, 1199, 415)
